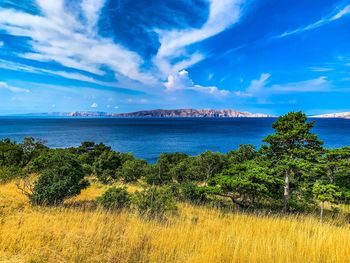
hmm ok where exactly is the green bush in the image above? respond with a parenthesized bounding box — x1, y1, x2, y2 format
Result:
(28, 151, 89, 206)
(0, 166, 25, 183)
(118, 159, 148, 183)
(133, 186, 177, 219)
(97, 187, 131, 211)
(180, 182, 208, 204)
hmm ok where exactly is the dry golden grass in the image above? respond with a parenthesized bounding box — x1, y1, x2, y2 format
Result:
(1, 182, 350, 263)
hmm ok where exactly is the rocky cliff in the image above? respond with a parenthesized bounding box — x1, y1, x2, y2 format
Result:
(113, 109, 272, 118)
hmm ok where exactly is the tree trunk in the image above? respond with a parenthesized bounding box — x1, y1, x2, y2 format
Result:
(320, 201, 324, 222)
(283, 170, 290, 213)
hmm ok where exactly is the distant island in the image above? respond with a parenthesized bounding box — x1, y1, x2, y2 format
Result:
(15, 109, 273, 118)
(311, 112, 350, 119)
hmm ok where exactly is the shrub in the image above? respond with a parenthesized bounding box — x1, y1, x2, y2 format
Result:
(180, 182, 208, 204)
(0, 166, 25, 183)
(97, 187, 131, 211)
(26, 151, 89, 206)
(93, 151, 134, 183)
(118, 159, 148, 183)
(133, 186, 177, 219)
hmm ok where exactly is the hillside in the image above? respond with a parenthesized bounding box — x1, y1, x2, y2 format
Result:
(1, 181, 349, 263)
(14, 109, 272, 118)
(114, 109, 272, 118)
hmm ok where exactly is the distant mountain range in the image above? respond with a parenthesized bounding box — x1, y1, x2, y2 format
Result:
(16, 109, 273, 118)
(11, 110, 350, 119)
(311, 112, 350, 119)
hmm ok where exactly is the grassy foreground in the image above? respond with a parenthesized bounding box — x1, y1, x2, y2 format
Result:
(1, 182, 350, 263)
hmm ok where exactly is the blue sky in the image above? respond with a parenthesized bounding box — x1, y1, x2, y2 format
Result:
(0, 0, 349, 115)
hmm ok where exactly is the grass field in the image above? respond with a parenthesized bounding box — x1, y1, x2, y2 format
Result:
(1, 182, 350, 263)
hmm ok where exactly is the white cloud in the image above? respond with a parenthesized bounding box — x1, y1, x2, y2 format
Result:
(0, 82, 30, 93)
(276, 4, 350, 38)
(0, 0, 155, 84)
(164, 69, 229, 96)
(155, 0, 243, 76)
(0, 0, 244, 97)
(81, 0, 106, 35)
(310, 67, 334, 72)
(0, 59, 118, 87)
(126, 98, 149, 104)
(91, 102, 98, 108)
(236, 74, 332, 99)
(330, 5, 350, 20)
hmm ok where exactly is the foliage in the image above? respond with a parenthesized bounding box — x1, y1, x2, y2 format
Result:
(133, 186, 177, 219)
(97, 187, 131, 211)
(209, 161, 281, 209)
(262, 111, 324, 212)
(25, 151, 89, 205)
(179, 182, 209, 204)
(0, 166, 25, 183)
(117, 159, 148, 183)
(93, 150, 133, 183)
(2, 111, 350, 216)
(227, 144, 258, 164)
(0, 139, 24, 167)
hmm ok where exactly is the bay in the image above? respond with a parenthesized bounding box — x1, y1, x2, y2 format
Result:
(1, 117, 349, 162)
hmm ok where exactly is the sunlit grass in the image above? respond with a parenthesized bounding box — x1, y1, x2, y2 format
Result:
(1, 182, 349, 263)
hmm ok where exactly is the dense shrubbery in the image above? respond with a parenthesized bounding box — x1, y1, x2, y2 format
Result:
(133, 186, 178, 219)
(2, 112, 350, 220)
(24, 151, 89, 205)
(97, 187, 131, 211)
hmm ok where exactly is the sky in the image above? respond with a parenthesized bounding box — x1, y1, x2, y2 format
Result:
(0, 0, 350, 115)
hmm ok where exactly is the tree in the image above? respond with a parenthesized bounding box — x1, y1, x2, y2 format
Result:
(322, 148, 350, 203)
(312, 182, 341, 222)
(195, 151, 227, 181)
(97, 187, 131, 211)
(0, 139, 23, 167)
(20, 137, 48, 166)
(117, 159, 148, 183)
(133, 186, 177, 220)
(93, 151, 133, 183)
(179, 182, 209, 204)
(227, 144, 258, 164)
(208, 161, 281, 209)
(21, 151, 89, 206)
(262, 112, 323, 212)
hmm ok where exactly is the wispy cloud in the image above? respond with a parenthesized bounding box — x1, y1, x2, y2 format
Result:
(275, 4, 350, 38)
(235, 74, 332, 101)
(0, 0, 244, 98)
(0, 0, 155, 84)
(0, 59, 119, 87)
(155, 0, 244, 77)
(0, 82, 30, 93)
(310, 67, 335, 72)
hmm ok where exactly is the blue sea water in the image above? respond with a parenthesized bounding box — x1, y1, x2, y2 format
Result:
(1, 117, 350, 162)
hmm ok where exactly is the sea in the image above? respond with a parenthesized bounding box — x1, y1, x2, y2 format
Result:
(1, 117, 350, 163)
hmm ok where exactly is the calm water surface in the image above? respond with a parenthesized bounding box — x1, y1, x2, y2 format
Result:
(0, 117, 349, 162)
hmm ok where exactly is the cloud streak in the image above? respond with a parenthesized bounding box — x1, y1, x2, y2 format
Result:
(275, 4, 350, 38)
(0, 0, 155, 84)
(235, 74, 333, 102)
(0, 82, 30, 93)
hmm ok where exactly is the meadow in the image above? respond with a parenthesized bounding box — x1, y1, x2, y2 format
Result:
(1, 181, 350, 263)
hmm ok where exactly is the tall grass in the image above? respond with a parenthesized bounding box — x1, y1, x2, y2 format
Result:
(1, 182, 349, 263)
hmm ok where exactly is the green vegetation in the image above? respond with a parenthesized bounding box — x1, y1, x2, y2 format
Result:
(1, 112, 350, 221)
(97, 186, 131, 211)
